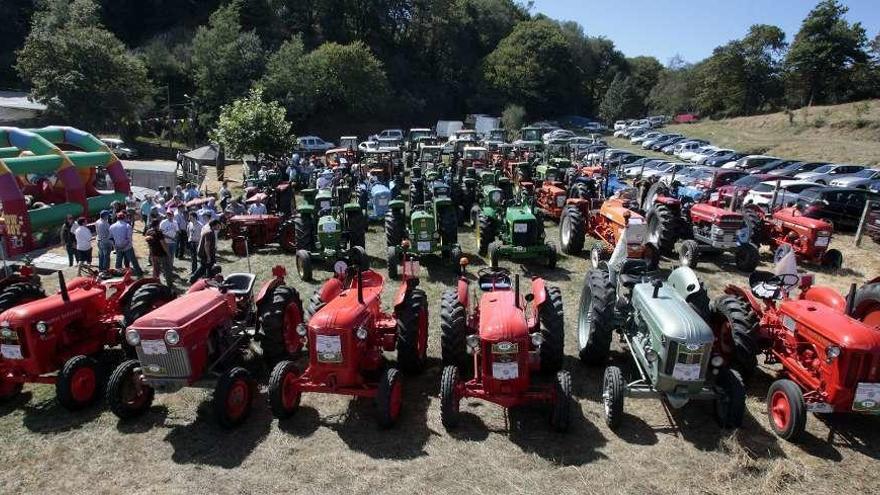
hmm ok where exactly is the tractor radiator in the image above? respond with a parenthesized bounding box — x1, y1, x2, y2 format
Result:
(844, 352, 879, 387)
(135, 346, 192, 378)
(512, 222, 537, 246)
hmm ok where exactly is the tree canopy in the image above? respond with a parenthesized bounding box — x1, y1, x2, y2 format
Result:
(210, 87, 294, 158)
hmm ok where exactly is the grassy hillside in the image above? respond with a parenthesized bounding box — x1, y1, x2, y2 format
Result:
(664, 100, 880, 165)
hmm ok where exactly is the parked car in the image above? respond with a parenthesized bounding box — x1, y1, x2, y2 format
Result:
(722, 155, 780, 170)
(695, 148, 734, 165)
(641, 162, 685, 180)
(742, 180, 819, 209)
(747, 159, 797, 175)
(543, 129, 575, 142)
(680, 145, 717, 162)
(713, 173, 794, 207)
(100, 138, 138, 159)
(642, 133, 679, 149)
(650, 136, 686, 151)
(297, 136, 335, 152)
(829, 168, 880, 188)
(613, 120, 628, 130)
(624, 159, 668, 178)
(796, 187, 880, 229)
(369, 129, 404, 141)
(705, 152, 745, 167)
(795, 164, 866, 184)
(674, 141, 708, 159)
(767, 161, 829, 177)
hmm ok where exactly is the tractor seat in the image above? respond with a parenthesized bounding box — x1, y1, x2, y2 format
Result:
(618, 259, 649, 287)
(749, 270, 781, 299)
(224, 273, 256, 296)
(479, 274, 512, 292)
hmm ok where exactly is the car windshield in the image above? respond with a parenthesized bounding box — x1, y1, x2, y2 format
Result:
(752, 183, 774, 193)
(732, 176, 761, 187)
(798, 188, 822, 201)
(853, 169, 878, 178)
(811, 165, 834, 173)
(521, 128, 541, 141)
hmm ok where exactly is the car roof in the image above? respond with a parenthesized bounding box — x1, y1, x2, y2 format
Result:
(759, 179, 816, 187)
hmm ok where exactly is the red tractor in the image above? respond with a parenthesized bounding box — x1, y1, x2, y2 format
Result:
(267, 256, 428, 428)
(439, 262, 571, 431)
(227, 214, 297, 256)
(0, 261, 44, 314)
(713, 271, 880, 441)
(106, 265, 303, 428)
(744, 206, 842, 269)
(560, 194, 659, 269)
(0, 268, 171, 409)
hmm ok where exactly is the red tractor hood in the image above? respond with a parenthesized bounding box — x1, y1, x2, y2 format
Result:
(130, 288, 230, 330)
(229, 214, 280, 226)
(690, 203, 743, 223)
(772, 207, 832, 231)
(478, 292, 528, 341)
(0, 286, 101, 327)
(782, 299, 880, 352)
(308, 272, 384, 330)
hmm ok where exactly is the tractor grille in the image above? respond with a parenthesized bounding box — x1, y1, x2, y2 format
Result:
(512, 221, 537, 246)
(663, 341, 708, 379)
(135, 346, 192, 378)
(843, 352, 880, 387)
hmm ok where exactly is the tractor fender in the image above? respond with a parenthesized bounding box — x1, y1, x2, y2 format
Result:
(283, 301, 305, 354)
(801, 286, 847, 314)
(530, 278, 547, 308)
(457, 277, 469, 309)
(667, 266, 703, 299)
(654, 196, 681, 206)
(255, 278, 284, 308)
(117, 276, 164, 309)
(867, 276, 880, 285)
(434, 197, 453, 208)
(392, 280, 412, 309)
(318, 277, 344, 304)
(188, 278, 212, 293)
(722, 284, 764, 317)
(0, 274, 30, 292)
(343, 202, 361, 212)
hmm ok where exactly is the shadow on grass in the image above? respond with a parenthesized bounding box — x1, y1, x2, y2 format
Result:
(507, 396, 608, 466)
(115, 405, 170, 434)
(164, 395, 271, 469)
(813, 413, 880, 461)
(0, 390, 32, 417)
(21, 397, 103, 434)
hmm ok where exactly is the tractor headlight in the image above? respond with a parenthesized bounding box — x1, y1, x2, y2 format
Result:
(645, 347, 658, 362)
(531, 332, 544, 347)
(356, 326, 368, 340)
(164, 329, 180, 346)
(466, 334, 480, 354)
(35, 321, 48, 334)
(125, 329, 141, 346)
(736, 227, 751, 244)
(826, 345, 841, 362)
(711, 225, 724, 236)
(296, 324, 308, 337)
(710, 355, 724, 367)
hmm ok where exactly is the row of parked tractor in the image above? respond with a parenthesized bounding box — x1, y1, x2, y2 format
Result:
(0, 123, 878, 446)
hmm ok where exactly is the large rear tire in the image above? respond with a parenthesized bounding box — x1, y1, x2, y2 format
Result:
(0, 282, 44, 314)
(123, 283, 173, 328)
(853, 281, 880, 327)
(259, 285, 303, 367)
(538, 286, 564, 374)
(305, 289, 326, 322)
(396, 288, 428, 373)
(347, 209, 367, 248)
(477, 215, 496, 255)
(294, 214, 314, 252)
(559, 206, 585, 255)
(646, 204, 679, 255)
(711, 295, 759, 380)
(714, 368, 746, 429)
(440, 290, 468, 368)
(385, 209, 406, 247)
(438, 205, 458, 246)
(577, 269, 615, 365)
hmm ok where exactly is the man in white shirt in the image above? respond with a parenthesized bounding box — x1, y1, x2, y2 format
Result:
(159, 210, 179, 280)
(74, 217, 93, 265)
(186, 211, 203, 275)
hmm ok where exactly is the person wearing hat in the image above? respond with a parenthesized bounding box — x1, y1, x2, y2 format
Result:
(95, 210, 112, 271)
(159, 209, 179, 281)
(73, 217, 92, 265)
(109, 212, 143, 276)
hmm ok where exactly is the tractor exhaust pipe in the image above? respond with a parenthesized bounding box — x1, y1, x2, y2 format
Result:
(514, 274, 520, 309)
(357, 268, 364, 305)
(58, 270, 69, 303)
(845, 283, 857, 316)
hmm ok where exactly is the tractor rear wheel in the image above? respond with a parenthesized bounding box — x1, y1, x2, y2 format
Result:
(440, 365, 461, 429)
(259, 285, 303, 367)
(766, 379, 807, 441)
(347, 209, 367, 248)
(578, 269, 616, 365)
(278, 220, 297, 253)
(0, 282, 44, 314)
(602, 365, 625, 430)
(711, 295, 759, 380)
(734, 243, 760, 272)
(295, 250, 313, 282)
(106, 359, 154, 419)
(231, 235, 248, 257)
(647, 204, 679, 255)
(477, 215, 496, 255)
(123, 283, 174, 328)
(440, 290, 468, 368)
(550, 370, 572, 432)
(559, 206, 585, 255)
(56, 355, 100, 410)
(385, 209, 406, 247)
(742, 207, 766, 245)
(438, 205, 458, 246)
(589, 243, 607, 269)
(714, 368, 746, 429)
(268, 360, 301, 419)
(545, 242, 558, 269)
(305, 289, 326, 322)
(469, 205, 480, 227)
(376, 367, 402, 428)
(821, 248, 843, 269)
(539, 286, 565, 374)
(641, 181, 668, 212)
(410, 181, 424, 207)
(853, 281, 880, 327)
(396, 288, 428, 373)
(294, 215, 315, 252)
(678, 239, 700, 269)
(386, 246, 399, 280)
(214, 367, 255, 428)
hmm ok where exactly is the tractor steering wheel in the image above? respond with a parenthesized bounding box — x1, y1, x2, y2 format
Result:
(752, 272, 800, 299)
(477, 267, 511, 291)
(765, 273, 800, 292)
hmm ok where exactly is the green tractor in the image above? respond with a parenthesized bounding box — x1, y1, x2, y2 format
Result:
(385, 186, 461, 279)
(293, 186, 369, 281)
(469, 171, 513, 254)
(486, 195, 557, 269)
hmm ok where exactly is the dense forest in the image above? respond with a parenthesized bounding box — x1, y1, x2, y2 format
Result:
(2, 0, 879, 137)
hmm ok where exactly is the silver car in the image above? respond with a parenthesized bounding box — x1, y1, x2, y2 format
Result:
(829, 168, 880, 188)
(795, 164, 866, 185)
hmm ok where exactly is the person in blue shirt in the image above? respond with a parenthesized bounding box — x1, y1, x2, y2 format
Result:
(109, 213, 143, 276)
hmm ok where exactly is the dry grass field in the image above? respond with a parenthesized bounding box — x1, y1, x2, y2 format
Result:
(3, 123, 880, 494)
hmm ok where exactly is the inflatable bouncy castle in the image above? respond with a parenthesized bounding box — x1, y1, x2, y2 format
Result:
(0, 126, 131, 256)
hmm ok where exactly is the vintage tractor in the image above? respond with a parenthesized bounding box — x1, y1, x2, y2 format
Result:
(439, 263, 571, 431)
(470, 171, 514, 254)
(485, 189, 557, 269)
(713, 268, 880, 441)
(267, 256, 428, 428)
(227, 214, 296, 256)
(356, 172, 395, 221)
(106, 266, 303, 428)
(646, 184, 759, 271)
(0, 268, 171, 409)
(0, 261, 44, 314)
(577, 261, 746, 430)
(744, 206, 842, 269)
(385, 182, 461, 278)
(292, 186, 369, 281)
(533, 158, 573, 222)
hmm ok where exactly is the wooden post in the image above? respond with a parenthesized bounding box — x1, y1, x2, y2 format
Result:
(854, 199, 876, 247)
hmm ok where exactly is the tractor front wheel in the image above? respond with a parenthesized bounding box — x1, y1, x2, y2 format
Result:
(714, 368, 746, 429)
(678, 239, 700, 269)
(734, 243, 760, 272)
(821, 248, 843, 269)
(56, 355, 100, 410)
(386, 247, 400, 280)
(106, 359, 154, 419)
(214, 367, 255, 428)
(539, 286, 565, 374)
(440, 290, 468, 368)
(767, 379, 807, 441)
(560, 206, 585, 255)
(396, 288, 428, 373)
(602, 365, 625, 430)
(440, 365, 461, 430)
(268, 360, 301, 419)
(259, 285, 303, 366)
(711, 295, 758, 380)
(296, 250, 313, 282)
(578, 269, 615, 365)
(550, 370, 572, 432)
(376, 367, 402, 428)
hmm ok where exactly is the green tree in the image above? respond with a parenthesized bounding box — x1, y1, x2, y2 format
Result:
(556, 21, 628, 116)
(210, 87, 294, 158)
(501, 103, 526, 139)
(626, 56, 664, 114)
(15, 0, 152, 130)
(784, 0, 869, 105)
(191, 1, 265, 128)
(598, 74, 640, 123)
(647, 63, 696, 116)
(483, 19, 576, 116)
(0, 0, 37, 87)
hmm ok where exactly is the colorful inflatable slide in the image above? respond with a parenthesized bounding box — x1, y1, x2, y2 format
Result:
(0, 126, 131, 256)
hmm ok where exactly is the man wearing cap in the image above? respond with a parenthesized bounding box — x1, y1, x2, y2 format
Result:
(95, 210, 112, 271)
(109, 212, 143, 276)
(159, 209, 179, 280)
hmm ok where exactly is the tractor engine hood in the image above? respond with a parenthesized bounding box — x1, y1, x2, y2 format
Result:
(318, 215, 341, 235)
(370, 183, 391, 197)
(0, 287, 99, 328)
(689, 203, 743, 225)
(505, 206, 536, 223)
(477, 292, 528, 341)
(632, 282, 714, 345)
(129, 289, 232, 336)
(772, 207, 832, 232)
(780, 300, 880, 352)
